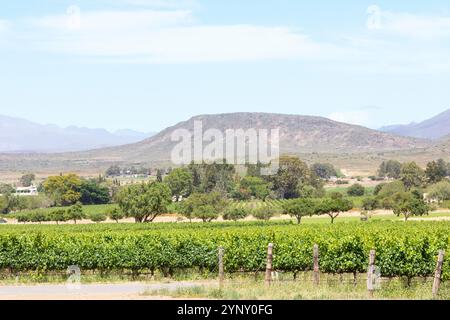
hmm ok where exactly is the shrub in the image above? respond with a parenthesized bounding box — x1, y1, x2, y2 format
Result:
(252, 207, 277, 221)
(347, 184, 365, 196)
(223, 207, 249, 221)
(89, 212, 107, 223)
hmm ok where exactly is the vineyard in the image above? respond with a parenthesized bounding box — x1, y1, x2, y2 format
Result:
(0, 220, 448, 281)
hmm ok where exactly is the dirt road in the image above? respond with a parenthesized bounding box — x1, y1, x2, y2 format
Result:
(0, 281, 209, 300)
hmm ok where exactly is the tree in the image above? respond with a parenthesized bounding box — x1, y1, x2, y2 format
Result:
(180, 192, 227, 222)
(49, 209, 68, 225)
(378, 160, 402, 179)
(42, 174, 82, 206)
(106, 165, 121, 177)
(156, 169, 163, 183)
(89, 212, 107, 223)
(252, 206, 276, 221)
(427, 180, 450, 202)
(311, 163, 338, 179)
(392, 192, 429, 221)
(272, 156, 322, 199)
(400, 162, 425, 190)
(17, 213, 30, 224)
(79, 180, 111, 205)
(315, 198, 353, 224)
(223, 207, 249, 221)
(361, 197, 379, 211)
(66, 202, 85, 224)
(425, 159, 448, 184)
(164, 168, 193, 201)
(30, 211, 48, 224)
(282, 198, 316, 224)
(193, 205, 219, 222)
(238, 176, 271, 200)
(297, 184, 325, 198)
(347, 184, 365, 196)
(117, 182, 172, 223)
(20, 173, 36, 187)
(0, 183, 15, 195)
(373, 183, 387, 195)
(0, 196, 8, 214)
(107, 207, 125, 223)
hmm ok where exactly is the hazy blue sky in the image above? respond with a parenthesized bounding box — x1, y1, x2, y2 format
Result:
(0, 0, 449, 132)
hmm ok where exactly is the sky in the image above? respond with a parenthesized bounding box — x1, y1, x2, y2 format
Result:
(0, 0, 450, 132)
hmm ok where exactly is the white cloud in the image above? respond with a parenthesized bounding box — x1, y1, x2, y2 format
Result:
(25, 10, 344, 63)
(371, 9, 450, 40)
(32, 9, 192, 31)
(113, 0, 200, 9)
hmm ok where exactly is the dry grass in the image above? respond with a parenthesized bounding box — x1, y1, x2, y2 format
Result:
(142, 273, 450, 300)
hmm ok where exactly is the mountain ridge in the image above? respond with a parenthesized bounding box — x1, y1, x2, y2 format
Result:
(380, 108, 450, 140)
(0, 114, 155, 153)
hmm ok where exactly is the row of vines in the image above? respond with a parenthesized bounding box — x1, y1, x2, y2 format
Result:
(0, 221, 448, 280)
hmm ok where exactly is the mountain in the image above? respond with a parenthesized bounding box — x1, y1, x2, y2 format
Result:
(72, 112, 429, 164)
(380, 109, 450, 140)
(0, 115, 154, 153)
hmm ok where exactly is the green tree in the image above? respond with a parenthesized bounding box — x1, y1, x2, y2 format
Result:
(164, 168, 193, 201)
(89, 212, 107, 223)
(30, 211, 48, 224)
(378, 160, 402, 179)
(425, 159, 448, 184)
(361, 196, 379, 211)
(400, 162, 425, 190)
(66, 202, 85, 224)
(373, 182, 387, 195)
(427, 180, 450, 202)
(223, 207, 249, 221)
(311, 163, 338, 179)
(20, 173, 36, 187)
(193, 205, 219, 222)
(180, 192, 227, 222)
(282, 198, 316, 224)
(107, 207, 125, 223)
(392, 192, 429, 221)
(42, 174, 82, 206)
(156, 169, 163, 183)
(17, 213, 30, 224)
(238, 176, 271, 200)
(315, 198, 353, 224)
(49, 209, 68, 225)
(272, 156, 322, 199)
(347, 184, 365, 196)
(0, 196, 8, 214)
(252, 206, 277, 221)
(0, 183, 15, 195)
(79, 180, 110, 205)
(106, 165, 121, 176)
(117, 182, 172, 223)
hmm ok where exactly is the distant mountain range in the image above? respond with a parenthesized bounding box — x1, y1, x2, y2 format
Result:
(0, 115, 155, 153)
(1, 111, 448, 174)
(66, 112, 428, 164)
(380, 109, 450, 140)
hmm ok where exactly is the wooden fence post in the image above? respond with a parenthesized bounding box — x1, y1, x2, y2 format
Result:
(432, 250, 445, 298)
(265, 243, 274, 285)
(313, 244, 320, 286)
(367, 249, 376, 298)
(218, 246, 224, 287)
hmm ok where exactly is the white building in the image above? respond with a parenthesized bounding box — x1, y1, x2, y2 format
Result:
(15, 186, 39, 196)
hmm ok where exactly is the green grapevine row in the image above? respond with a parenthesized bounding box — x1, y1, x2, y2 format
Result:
(0, 221, 448, 280)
